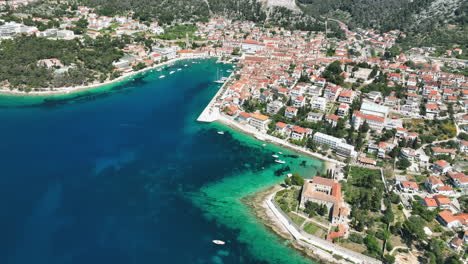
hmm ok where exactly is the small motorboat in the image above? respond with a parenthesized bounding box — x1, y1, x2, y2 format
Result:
(278, 152, 283, 154)
(212, 240, 225, 245)
(272, 155, 279, 158)
(275, 160, 286, 164)
(262, 143, 266, 147)
(177, 68, 182, 71)
(217, 131, 224, 135)
(159, 75, 166, 79)
(169, 71, 175, 74)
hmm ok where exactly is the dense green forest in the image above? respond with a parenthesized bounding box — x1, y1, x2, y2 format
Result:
(0, 35, 125, 90)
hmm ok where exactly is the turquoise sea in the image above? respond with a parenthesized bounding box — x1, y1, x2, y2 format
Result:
(0, 59, 322, 264)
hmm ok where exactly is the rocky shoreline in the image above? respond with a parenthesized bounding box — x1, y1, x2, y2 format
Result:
(242, 186, 351, 264)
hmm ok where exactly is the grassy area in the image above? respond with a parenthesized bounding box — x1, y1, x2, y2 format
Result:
(274, 188, 300, 213)
(392, 204, 406, 223)
(389, 234, 406, 248)
(343, 166, 384, 212)
(287, 212, 306, 227)
(303, 222, 327, 238)
(339, 241, 367, 253)
(156, 24, 198, 40)
(403, 119, 457, 142)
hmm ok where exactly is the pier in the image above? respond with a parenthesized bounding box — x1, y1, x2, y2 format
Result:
(196, 70, 234, 123)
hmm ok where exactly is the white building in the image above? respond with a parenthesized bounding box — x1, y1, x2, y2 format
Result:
(267, 101, 283, 114)
(56, 30, 74, 39)
(311, 96, 327, 112)
(241, 40, 265, 53)
(313, 132, 356, 157)
(360, 101, 389, 118)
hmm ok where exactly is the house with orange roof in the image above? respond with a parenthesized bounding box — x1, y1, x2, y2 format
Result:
(352, 110, 385, 132)
(337, 103, 349, 117)
(325, 114, 340, 127)
(399, 181, 419, 193)
(437, 210, 468, 229)
(275, 122, 289, 134)
(425, 175, 444, 193)
(450, 237, 463, 251)
(434, 195, 451, 209)
(431, 147, 457, 158)
(425, 103, 439, 117)
(284, 107, 298, 119)
(446, 172, 468, 193)
(291, 126, 310, 141)
(422, 197, 438, 210)
(326, 231, 345, 242)
(338, 89, 356, 104)
(358, 157, 377, 166)
(248, 112, 270, 131)
(237, 112, 251, 122)
(432, 160, 451, 174)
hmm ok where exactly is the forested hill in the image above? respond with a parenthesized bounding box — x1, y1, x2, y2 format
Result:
(79, 0, 466, 47)
(297, 0, 467, 48)
(80, 0, 318, 29)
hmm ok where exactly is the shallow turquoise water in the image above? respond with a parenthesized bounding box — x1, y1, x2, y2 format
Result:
(0, 58, 321, 264)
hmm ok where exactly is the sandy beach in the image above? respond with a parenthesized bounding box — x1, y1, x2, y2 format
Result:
(0, 57, 192, 96)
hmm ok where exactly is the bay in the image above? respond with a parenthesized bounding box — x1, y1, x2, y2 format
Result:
(0, 58, 321, 264)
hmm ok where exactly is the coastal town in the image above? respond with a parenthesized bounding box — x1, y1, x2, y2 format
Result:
(1, 2, 468, 264)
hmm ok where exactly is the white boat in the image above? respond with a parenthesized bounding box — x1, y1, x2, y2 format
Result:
(287, 173, 293, 177)
(278, 152, 283, 154)
(170, 71, 175, 74)
(159, 75, 166, 79)
(157, 69, 162, 72)
(212, 240, 225, 245)
(184, 64, 188, 67)
(262, 143, 266, 147)
(226, 70, 233, 73)
(275, 160, 286, 164)
(214, 69, 228, 83)
(272, 155, 279, 158)
(217, 131, 224, 135)
(177, 68, 182, 71)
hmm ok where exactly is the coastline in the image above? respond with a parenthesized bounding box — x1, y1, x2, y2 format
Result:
(243, 186, 347, 264)
(0, 57, 194, 96)
(216, 117, 337, 170)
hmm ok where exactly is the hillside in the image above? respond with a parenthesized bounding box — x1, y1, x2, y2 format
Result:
(296, 0, 467, 48)
(21, 0, 468, 48)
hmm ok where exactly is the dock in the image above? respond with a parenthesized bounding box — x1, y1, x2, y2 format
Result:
(197, 72, 234, 123)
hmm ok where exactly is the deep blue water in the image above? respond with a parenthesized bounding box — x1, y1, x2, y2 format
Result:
(0, 59, 320, 264)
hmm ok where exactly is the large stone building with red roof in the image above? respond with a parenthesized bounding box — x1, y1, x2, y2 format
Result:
(300, 176, 349, 224)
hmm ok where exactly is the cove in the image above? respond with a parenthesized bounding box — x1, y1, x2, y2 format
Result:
(0, 58, 321, 264)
